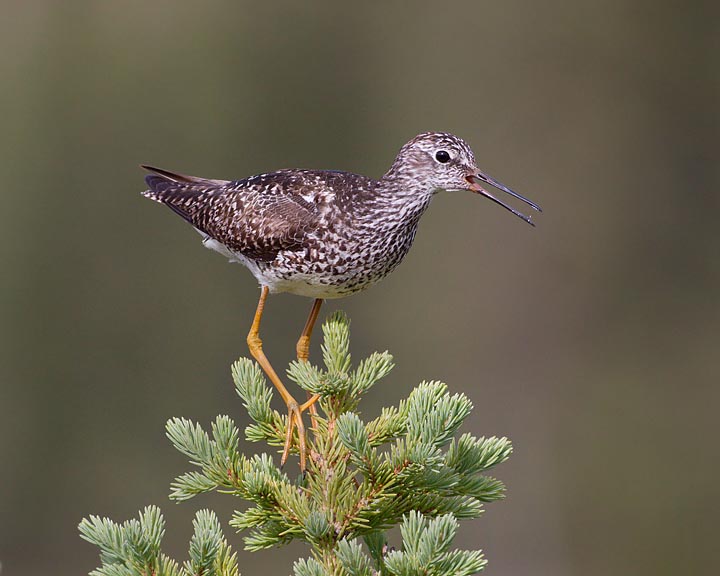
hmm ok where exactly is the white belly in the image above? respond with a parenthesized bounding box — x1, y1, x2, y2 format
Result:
(199, 232, 359, 299)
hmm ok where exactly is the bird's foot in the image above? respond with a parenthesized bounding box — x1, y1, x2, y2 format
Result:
(281, 393, 321, 472)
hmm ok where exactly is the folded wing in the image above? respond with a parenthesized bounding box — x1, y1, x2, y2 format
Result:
(142, 166, 320, 262)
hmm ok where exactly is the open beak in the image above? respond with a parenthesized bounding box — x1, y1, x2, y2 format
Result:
(466, 170, 542, 226)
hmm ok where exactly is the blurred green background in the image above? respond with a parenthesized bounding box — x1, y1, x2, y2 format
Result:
(1, 1, 718, 574)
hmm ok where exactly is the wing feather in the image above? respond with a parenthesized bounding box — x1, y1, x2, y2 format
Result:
(142, 167, 320, 261)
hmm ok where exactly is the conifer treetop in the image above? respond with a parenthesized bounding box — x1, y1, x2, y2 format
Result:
(80, 312, 512, 576)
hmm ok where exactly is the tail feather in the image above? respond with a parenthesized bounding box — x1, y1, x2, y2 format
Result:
(141, 165, 230, 201)
(140, 165, 231, 231)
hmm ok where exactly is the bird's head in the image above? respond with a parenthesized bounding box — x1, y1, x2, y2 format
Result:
(388, 132, 541, 225)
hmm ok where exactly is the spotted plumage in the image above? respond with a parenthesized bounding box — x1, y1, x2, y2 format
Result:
(142, 132, 540, 299)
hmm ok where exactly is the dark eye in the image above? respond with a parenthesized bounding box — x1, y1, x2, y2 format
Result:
(435, 150, 451, 163)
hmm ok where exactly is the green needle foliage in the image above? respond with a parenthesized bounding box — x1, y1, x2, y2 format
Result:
(80, 312, 512, 575)
(79, 506, 238, 576)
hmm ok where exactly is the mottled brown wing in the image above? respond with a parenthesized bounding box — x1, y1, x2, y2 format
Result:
(142, 166, 319, 261)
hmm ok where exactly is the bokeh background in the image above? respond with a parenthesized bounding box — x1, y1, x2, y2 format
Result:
(1, 1, 718, 574)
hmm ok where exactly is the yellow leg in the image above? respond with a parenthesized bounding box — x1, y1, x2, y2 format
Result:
(247, 286, 311, 471)
(296, 299, 323, 427)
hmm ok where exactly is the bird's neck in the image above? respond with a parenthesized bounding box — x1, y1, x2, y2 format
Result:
(369, 172, 437, 224)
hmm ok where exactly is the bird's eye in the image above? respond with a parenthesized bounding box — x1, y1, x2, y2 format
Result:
(435, 150, 451, 163)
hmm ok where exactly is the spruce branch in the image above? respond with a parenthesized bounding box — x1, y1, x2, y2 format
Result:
(79, 506, 237, 576)
(81, 312, 512, 575)
(383, 512, 486, 576)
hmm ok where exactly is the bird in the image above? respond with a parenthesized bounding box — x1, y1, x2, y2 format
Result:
(141, 131, 541, 471)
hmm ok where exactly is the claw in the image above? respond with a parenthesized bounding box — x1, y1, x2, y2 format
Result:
(280, 402, 310, 472)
